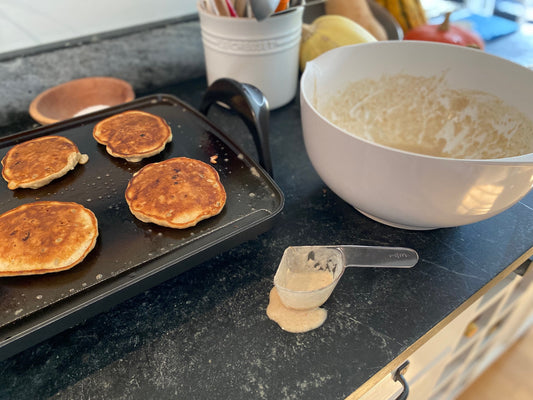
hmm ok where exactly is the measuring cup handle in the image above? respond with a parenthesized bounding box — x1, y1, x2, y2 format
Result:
(338, 245, 419, 269)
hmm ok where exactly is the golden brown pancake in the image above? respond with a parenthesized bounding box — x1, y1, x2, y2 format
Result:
(1, 135, 89, 190)
(125, 157, 226, 228)
(93, 110, 172, 162)
(0, 201, 98, 276)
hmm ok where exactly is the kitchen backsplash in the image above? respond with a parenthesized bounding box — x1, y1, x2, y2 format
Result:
(0, 18, 205, 128)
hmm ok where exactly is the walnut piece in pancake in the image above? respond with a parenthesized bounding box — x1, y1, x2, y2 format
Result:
(1, 135, 89, 190)
(0, 201, 98, 277)
(125, 157, 226, 229)
(93, 110, 172, 162)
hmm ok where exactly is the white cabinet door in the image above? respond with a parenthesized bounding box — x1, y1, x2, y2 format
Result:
(357, 372, 404, 400)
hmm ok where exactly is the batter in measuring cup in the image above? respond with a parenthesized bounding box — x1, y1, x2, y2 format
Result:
(266, 287, 327, 333)
(266, 269, 334, 333)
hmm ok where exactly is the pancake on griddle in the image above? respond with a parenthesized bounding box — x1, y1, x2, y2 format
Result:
(93, 110, 172, 162)
(125, 157, 226, 228)
(0, 201, 98, 277)
(1, 135, 89, 190)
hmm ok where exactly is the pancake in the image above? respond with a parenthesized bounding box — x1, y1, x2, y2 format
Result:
(0, 201, 98, 276)
(1, 135, 89, 190)
(125, 157, 226, 228)
(93, 110, 172, 162)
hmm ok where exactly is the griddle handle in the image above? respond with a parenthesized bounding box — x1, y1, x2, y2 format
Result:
(199, 78, 273, 177)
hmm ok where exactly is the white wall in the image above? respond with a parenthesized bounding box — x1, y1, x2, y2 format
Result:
(0, 0, 198, 54)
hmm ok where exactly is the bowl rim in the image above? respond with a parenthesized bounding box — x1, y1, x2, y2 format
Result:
(300, 41, 533, 166)
(29, 76, 135, 125)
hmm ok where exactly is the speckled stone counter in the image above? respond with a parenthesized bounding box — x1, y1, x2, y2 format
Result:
(0, 20, 532, 400)
(0, 16, 204, 129)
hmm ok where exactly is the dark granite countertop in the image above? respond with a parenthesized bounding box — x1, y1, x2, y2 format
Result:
(1, 29, 533, 400)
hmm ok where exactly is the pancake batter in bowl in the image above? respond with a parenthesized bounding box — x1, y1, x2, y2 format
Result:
(317, 73, 533, 160)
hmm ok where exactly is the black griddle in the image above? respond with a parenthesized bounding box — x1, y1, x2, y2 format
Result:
(0, 83, 284, 360)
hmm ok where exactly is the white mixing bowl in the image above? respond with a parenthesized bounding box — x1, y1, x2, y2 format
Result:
(300, 41, 533, 230)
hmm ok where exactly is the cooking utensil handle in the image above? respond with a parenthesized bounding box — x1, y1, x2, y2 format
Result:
(199, 78, 273, 177)
(338, 245, 418, 269)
